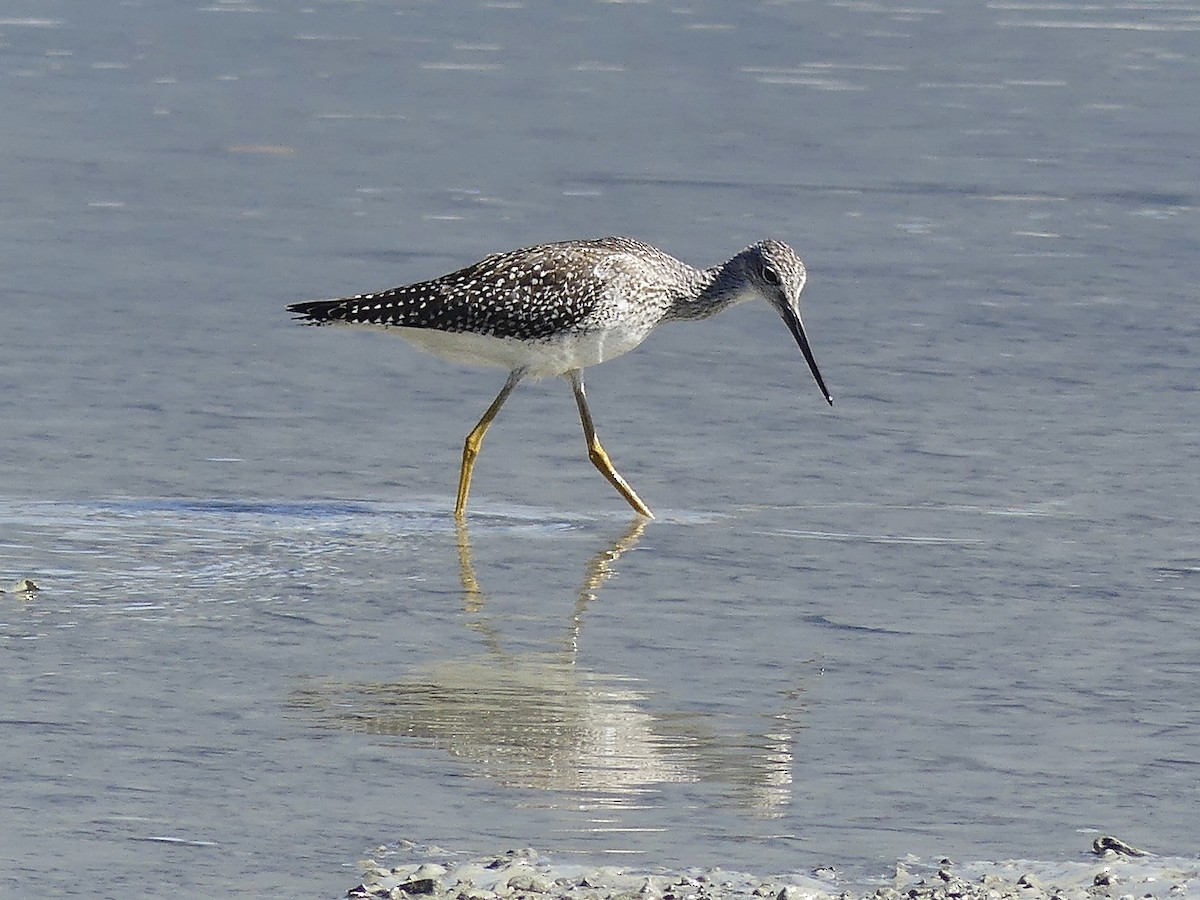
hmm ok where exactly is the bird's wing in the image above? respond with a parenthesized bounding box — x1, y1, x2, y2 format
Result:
(287, 241, 641, 340)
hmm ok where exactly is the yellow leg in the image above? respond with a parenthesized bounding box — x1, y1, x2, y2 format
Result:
(456, 371, 523, 519)
(568, 370, 654, 518)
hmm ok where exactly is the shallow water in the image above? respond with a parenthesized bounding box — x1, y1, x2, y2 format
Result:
(2, 0, 1199, 897)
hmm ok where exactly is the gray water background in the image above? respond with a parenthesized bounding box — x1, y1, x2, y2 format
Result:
(2, 0, 1199, 897)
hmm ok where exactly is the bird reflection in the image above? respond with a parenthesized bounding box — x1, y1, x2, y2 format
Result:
(291, 517, 799, 815)
(454, 516, 645, 659)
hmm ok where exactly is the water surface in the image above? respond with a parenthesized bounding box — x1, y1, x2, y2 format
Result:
(2, 0, 1198, 897)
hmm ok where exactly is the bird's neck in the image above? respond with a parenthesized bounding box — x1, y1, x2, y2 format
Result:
(665, 261, 755, 323)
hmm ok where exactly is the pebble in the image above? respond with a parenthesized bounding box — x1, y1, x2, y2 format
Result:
(399, 877, 437, 894)
(1018, 872, 1042, 889)
(508, 873, 557, 893)
(1, 578, 39, 594)
(1092, 837, 1147, 858)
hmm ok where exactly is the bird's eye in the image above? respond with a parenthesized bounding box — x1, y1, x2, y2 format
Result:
(760, 265, 781, 286)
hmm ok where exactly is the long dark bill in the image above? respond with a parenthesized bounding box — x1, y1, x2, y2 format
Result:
(782, 307, 833, 406)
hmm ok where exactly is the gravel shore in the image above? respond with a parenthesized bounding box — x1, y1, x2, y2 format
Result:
(346, 840, 1197, 900)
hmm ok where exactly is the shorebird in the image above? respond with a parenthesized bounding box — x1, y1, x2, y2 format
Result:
(287, 236, 832, 518)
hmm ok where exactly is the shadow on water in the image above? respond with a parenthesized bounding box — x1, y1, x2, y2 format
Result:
(289, 516, 801, 819)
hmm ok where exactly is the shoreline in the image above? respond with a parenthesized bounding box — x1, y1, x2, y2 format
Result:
(346, 840, 1197, 900)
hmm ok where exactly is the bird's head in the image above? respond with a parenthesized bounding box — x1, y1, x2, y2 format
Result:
(742, 240, 833, 406)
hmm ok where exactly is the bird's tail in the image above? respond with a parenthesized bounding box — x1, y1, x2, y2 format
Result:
(286, 298, 353, 324)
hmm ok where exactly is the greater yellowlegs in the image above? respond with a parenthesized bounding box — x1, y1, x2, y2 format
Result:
(287, 236, 832, 518)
